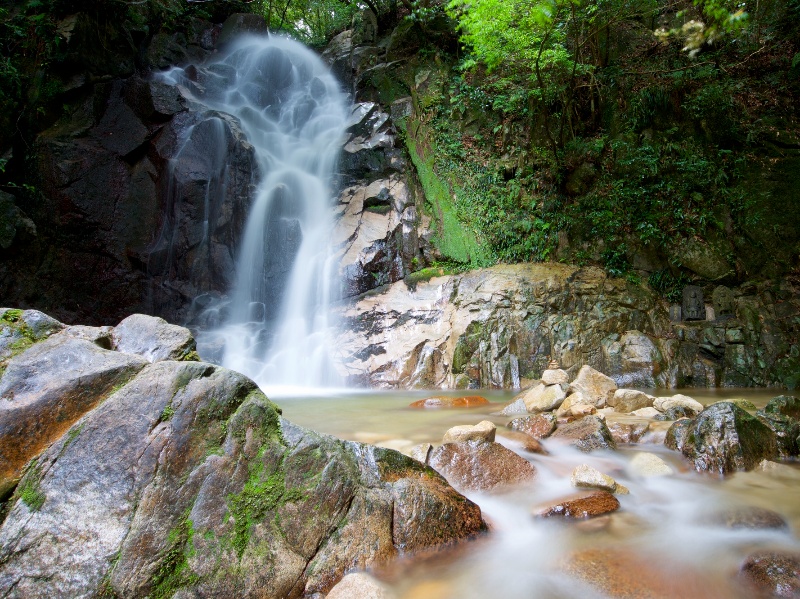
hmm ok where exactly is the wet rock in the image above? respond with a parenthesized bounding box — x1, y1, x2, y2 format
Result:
(499, 397, 528, 416)
(326, 572, 396, 599)
(507, 413, 557, 439)
(409, 395, 489, 409)
(63, 325, 114, 348)
(409, 443, 433, 464)
(112, 313, 197, 362)
(628, 452, 674, 477)
(667, 402, 777, 473)
(653, 394, 704, 416)
(713, 397, 757, 411)
(655, 406, 697, 420)
(568, 365, 617, 408)
(756, 395, 800, 457)
(496, 430, 549, 455)
(443, 420, 496, 444)
(534, 490, 620, 519)
(608, 421, 649, 444)
(0, 334, 148, 498)
(550, 415, 617, 452)
(571, 464, 618, 493)
(664, 417, 693, 451)
(541, 368, 568, 385)
(713, 506, 789, 530)
(562, 548, 732, 598)
(611, 389, 653, 413)
(0, 360, 485, 598)
(630, 407, 661, 418)
(429, 441, 536, 492)
(518, 383, 566, 413)
(0, 309, 64, 366)
(739, 551, 800, 598)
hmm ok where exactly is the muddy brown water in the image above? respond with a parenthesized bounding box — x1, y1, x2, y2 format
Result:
(278, 388, 800, 598)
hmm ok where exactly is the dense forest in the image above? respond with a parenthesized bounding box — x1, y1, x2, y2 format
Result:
(0, 0, 798, 305)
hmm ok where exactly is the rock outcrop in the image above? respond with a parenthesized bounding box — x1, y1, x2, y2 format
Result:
(0, 312, 486, 598)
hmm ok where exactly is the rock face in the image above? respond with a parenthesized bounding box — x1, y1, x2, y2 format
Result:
(666, 402, 778, 473)
(0, 315, 486, 598)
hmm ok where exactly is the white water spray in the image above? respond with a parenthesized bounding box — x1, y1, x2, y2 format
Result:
(162, 35, 348, 393)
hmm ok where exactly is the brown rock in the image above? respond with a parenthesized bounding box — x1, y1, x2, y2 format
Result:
(550, 415, 617, 452)
(562, 548, 734, 598)
(713, 506, 789, 530)
(507, 413, 557, 439)
(326, 572, 395, 599)
(611, 389, 654, 413)
(409, 395, 489, 409)
(568, 365, 617, 407)
(608, 421, 650, 444)
(442, 420, 495, 444)
(534, 490, 620, 519)
(496, 430, 549, 455)
(429, 441, 536, 492)
(739, 551, 800, 598)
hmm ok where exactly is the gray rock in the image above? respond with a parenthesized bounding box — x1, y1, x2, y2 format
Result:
(550, 416, 616, 452)
(499, 397, 528, 416)
(0, 334, 148, 497)
(429, 441, 536, 492)
(0, 361, 485, 597)
(112, 314, 197, 362)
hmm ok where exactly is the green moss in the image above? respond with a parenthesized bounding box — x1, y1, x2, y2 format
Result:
(403, 266, 453, 291)
(179, 349, 201, 362)
(150, 514, 199, 599)
(226, 458, 303, 558)
(1, 309, 23, 323)
(160, 404, 175, 421)
(18, 459, 45, 511)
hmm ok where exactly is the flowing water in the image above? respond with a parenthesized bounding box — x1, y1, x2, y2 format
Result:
(279, 388, 800, 598)
(161, 35, 348, 394)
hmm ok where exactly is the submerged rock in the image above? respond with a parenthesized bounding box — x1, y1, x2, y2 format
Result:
(409, 395, 489, 409)
(712, 506, 789, 531)
(429, 441, 536, 492)
(666, 402, 777, 474)
(628, 452, 675, 477)
(738, 551, 800, 598)
(549, 415, 616, 452)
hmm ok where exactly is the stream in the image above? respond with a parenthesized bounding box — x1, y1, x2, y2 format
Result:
(278, 388, 800, 598)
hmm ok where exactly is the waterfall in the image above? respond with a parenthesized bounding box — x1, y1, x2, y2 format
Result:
(160, 35, 348, 393)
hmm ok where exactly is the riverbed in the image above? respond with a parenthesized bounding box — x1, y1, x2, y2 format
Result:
(276, 388, 800, 598)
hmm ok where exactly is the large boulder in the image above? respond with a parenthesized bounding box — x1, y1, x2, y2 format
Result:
(0, 332, 147, 498)
(0, 333, 485, 598)
(112, 313, 197, 362)
(665, 402, 778, 473)
(756, 395, 800, 457)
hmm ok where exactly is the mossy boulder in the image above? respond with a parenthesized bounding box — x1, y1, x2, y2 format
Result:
(666, 402, 778, 474)
(756, 395, 800, 457)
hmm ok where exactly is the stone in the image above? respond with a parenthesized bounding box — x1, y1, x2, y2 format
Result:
(541, 368, 568, 385)
(653, 394, 704, 415)
(534, 491, 620, 519)
(566, 403, 597, 418)
(429, 441, 537, 492)
(714, 397, 756, 410)
(738, 552, 800, 598)
(549, 415, 617, 452)
(562, 548, 732, 598)
(682, 285, 705, 321)
(442, 420, 496, 444)
(326, 572, 396, 599)
(507, 413, 557, 439)
(655, 406, 696, 420)
(555, 392, 590, 417)
(611, 389, 654, 413)
(628, 452, 674, 477)
(496, 430, 549, 455)
(570, 464, 617, 493)
(712, 285, 735, 317)
(409, 395, 489, 409)
(608, 421, 649, 444)
(0, 334, 148, 498)
(499, 398, 528, 416)
(630, 407, 661, 418)
(409, 443, 433, 464)
(712, 506, 789, 530)
(0, 360, 486, 598)
(112, 314, 197, 363)
(567, 365, 617, 408)
(669, 304, 682, 322)
(517, 383, 566, 413)
(666, 402, 778, 473)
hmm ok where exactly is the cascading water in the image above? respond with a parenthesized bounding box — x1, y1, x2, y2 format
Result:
(160, 35, 348, 393)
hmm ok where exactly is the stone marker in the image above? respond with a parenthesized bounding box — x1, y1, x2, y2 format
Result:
(682, 286, 705, 321)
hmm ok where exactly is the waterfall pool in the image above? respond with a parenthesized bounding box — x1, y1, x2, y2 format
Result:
(277, 388, 800, 598)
